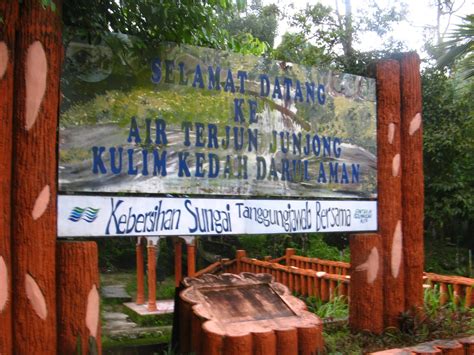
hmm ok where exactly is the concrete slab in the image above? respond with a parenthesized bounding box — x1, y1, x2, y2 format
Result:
(123, 299, 175, 316)
(101, 284, 131, 301)
(103, 312, 129, 321)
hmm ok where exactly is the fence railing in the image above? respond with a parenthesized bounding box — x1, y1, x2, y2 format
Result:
(193, 248, 474, 306)
(424, 272, 474, 307)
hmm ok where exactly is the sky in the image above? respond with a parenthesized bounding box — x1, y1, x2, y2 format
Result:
(265, 0, 473, 57)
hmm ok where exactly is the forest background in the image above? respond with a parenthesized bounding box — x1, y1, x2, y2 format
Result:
(58, 0, 473, 277)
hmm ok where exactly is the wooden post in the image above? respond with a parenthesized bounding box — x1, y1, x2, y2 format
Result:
(285, 248, 295, 266)
(376, 59, 405, 328)
(147, 240, 157, 312)
(400, 52, 424, 314)
(175, 239, 183, 287)
(136, 238, 145, 305)
(12, 1, 61, 353)
(236, 250, 246, 273)
(349, 233, 383, 334)
(0, 3, 18, 354)
(187, 241, 196, 277)
(57, 242, 101, 355)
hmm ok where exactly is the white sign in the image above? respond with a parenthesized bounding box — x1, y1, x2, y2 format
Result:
(58, 195, 377, 237)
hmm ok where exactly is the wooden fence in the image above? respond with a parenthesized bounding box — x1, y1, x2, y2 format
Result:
(193, 248, 474, 307)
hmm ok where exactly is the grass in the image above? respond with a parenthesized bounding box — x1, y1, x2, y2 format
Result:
(305, 295, 349, 319)
(102, 327, 172, 349)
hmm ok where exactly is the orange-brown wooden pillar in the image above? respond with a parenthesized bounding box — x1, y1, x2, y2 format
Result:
(147, 238, 158, 312)
(186, 238, 196, 278)
(376, 59, 404, 328)
(400, 52, 424, 314)
(236, 249, 246, 273)
(136, 237, 145, 305)
(57, 242, 101, 355)
(285, 248, 295, 266)
(11, 1, 61, 353)
(0, 3, 18, 354)
(175, 238, 183, 287)
(349, 233, 383, 334)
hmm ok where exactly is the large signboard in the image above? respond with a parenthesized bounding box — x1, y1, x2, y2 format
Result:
(58, 36, 377, 236)
(60, 40, 376, 198)
(58, 195, 377, 237)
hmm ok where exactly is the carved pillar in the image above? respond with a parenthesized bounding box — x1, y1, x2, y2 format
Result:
(147, 238, 158, 312)
(400, 52, 424, 314)
(11, 1, 61, 352)
(0, 3, 18, 354)
(376, 59, 404, 328)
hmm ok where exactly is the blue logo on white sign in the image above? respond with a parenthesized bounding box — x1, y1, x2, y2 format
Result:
(68, 207, 100, 223)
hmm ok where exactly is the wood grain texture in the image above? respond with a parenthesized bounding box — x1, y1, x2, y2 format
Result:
(11, 1, 61, 353)
(0, 3, 18, 354)
(57, 242, 101, 355)
(400, 52, 424, 313)
(376, 59, 405, 328)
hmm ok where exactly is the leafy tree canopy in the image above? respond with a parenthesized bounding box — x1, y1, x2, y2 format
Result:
(272, 0, 407, 75)
(63, 0, 269, 55)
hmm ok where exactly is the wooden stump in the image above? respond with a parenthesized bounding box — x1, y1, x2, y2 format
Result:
(180, 273, 323, 355)
(11, 1, 61, 353)
(349, 233, 383, 333)
(57, 242, 101, 355)
(459, 336, 474, 354)
(0, 3, 18, 354)
(376, 59, 405, 328)
(400, 52, 424, 314)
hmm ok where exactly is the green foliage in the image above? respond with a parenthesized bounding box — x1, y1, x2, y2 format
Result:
(63, 0, 270, 56)
(225, 0, 279, 48)
(425, 238, 473, 276)
(305, 234, 350, 262)
(97, 238, 136, 270)
(273, 0, 407, 74)
(437, 15, 474, 79)
(422, 67, 474, 242)
(305, 295, 348, 319)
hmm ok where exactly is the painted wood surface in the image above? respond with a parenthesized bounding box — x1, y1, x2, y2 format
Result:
(400, 52, 424, 314)
(0, 3, 19, 354)
(57, 242, 101, 355)
(376, 59, 405, 328)
(11, 1, 61, 353)
(349, 233, 384, 333)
